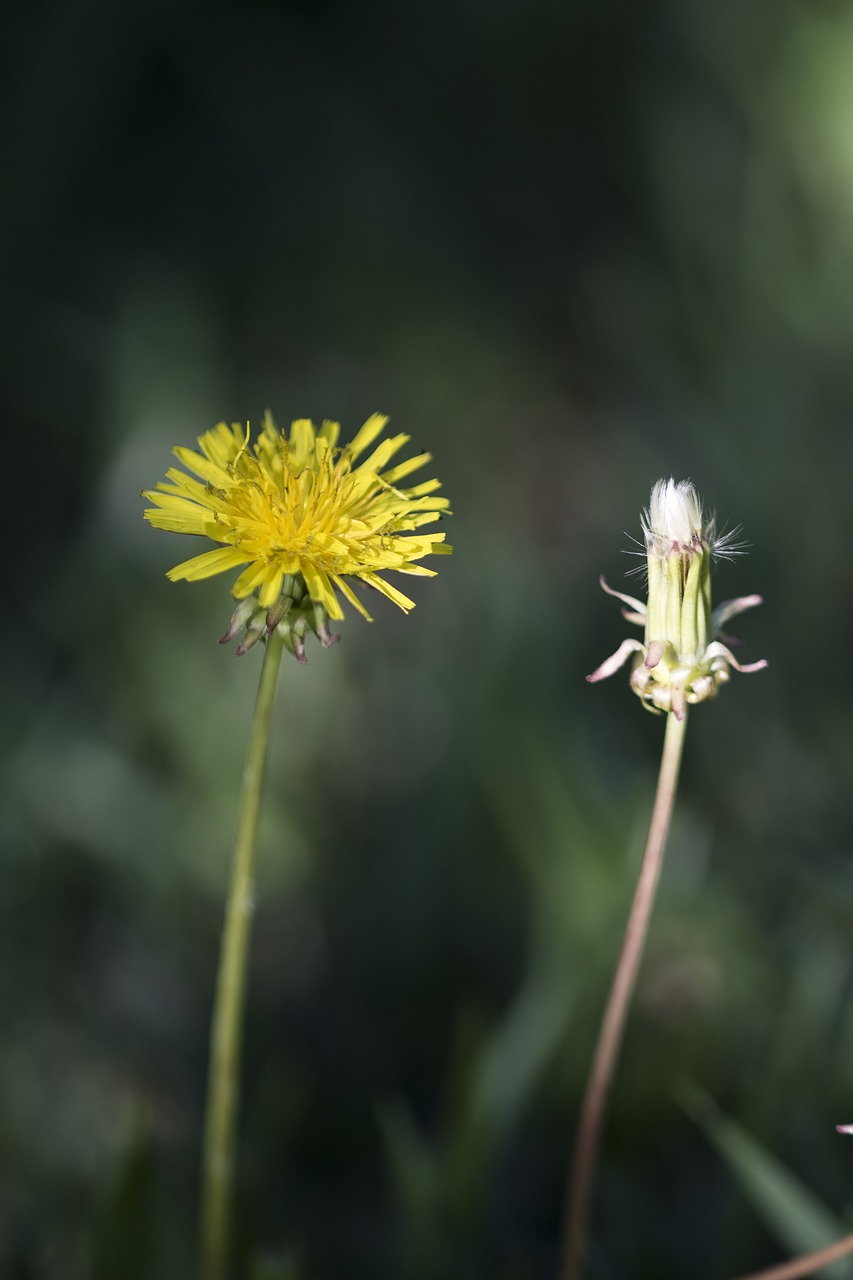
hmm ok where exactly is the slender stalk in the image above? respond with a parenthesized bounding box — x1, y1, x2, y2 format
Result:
(199, 631, 285, 1280)
(560, 709, 688, 1280)
(731, 1234, 853, 1280)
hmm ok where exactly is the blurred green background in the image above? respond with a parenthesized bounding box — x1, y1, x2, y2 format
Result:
(4, 0, 853, 1276)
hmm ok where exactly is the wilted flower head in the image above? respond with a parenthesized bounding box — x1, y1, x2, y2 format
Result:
(587, 479, 766, 718)
(143, 412, 451, 660)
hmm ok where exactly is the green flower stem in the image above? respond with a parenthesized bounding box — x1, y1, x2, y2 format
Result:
(730, 1233, 853, 1280)
(200, 630, 285, 1280)
(561, 709, 688, 1280)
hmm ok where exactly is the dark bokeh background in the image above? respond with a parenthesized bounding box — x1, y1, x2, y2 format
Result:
(4, 1, 853, 1276)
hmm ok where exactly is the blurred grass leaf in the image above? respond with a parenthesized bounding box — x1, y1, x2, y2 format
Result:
(89, 1107, 189, 1280)
(378, 1100, 448, 1280)
(680, 1081, 853, 1278)
(249, 1252, 311, 1280)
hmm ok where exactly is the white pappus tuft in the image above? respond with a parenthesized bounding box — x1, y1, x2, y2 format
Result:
(641, 477, 745, 562)
(642, 479, 704, 558)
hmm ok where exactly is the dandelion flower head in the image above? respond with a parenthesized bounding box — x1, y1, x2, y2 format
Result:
(143, 412, 451, 651)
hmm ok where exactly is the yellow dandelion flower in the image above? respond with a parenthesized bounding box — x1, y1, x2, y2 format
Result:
(143, 411, 451, 658)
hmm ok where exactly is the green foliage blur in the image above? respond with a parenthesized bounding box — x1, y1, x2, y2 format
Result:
(3, 0, 853, 1276)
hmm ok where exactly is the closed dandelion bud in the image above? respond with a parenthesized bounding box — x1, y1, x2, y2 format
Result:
(587, 478, 767, 719)
(280, 613, 310, 664)
(234, 610, 268, 658)
(264, 594, 293, 635)
(311, 601, 340, 650)
(268, 589, 340, 664)
(219, 597, 258, 646)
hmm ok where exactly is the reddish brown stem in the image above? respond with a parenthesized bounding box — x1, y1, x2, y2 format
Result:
(730, 1233, 853, 1280)
(560, 709, 688, 1280)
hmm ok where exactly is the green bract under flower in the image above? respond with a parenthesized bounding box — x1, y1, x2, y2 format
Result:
(587, 479, 766, 718)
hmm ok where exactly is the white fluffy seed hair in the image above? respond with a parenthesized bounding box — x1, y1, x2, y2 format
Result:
(644, 479, 704, 549)
(638, 478, 745, 561)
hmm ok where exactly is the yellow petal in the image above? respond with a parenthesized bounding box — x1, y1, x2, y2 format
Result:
(173, 445, 233, 487)
(346, 414, 389, 461)
(232, 560, 269, 598)
(331, 574, 373, 621)
(354, 434, 410, 478)
(199, 422, 245, 468)
(302, 563, 344, 620)
(403, 478, 444, 498)
(144, 506, 218, 536)
(380, 453, 431, 485)
(258, 566, 285, 608)
(167, 546, 250, 582)
(394, 563, 437, 577)
(288, 419, 317, 469)
(320, 419, 341, 449)
(360, 573, 416, 612)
